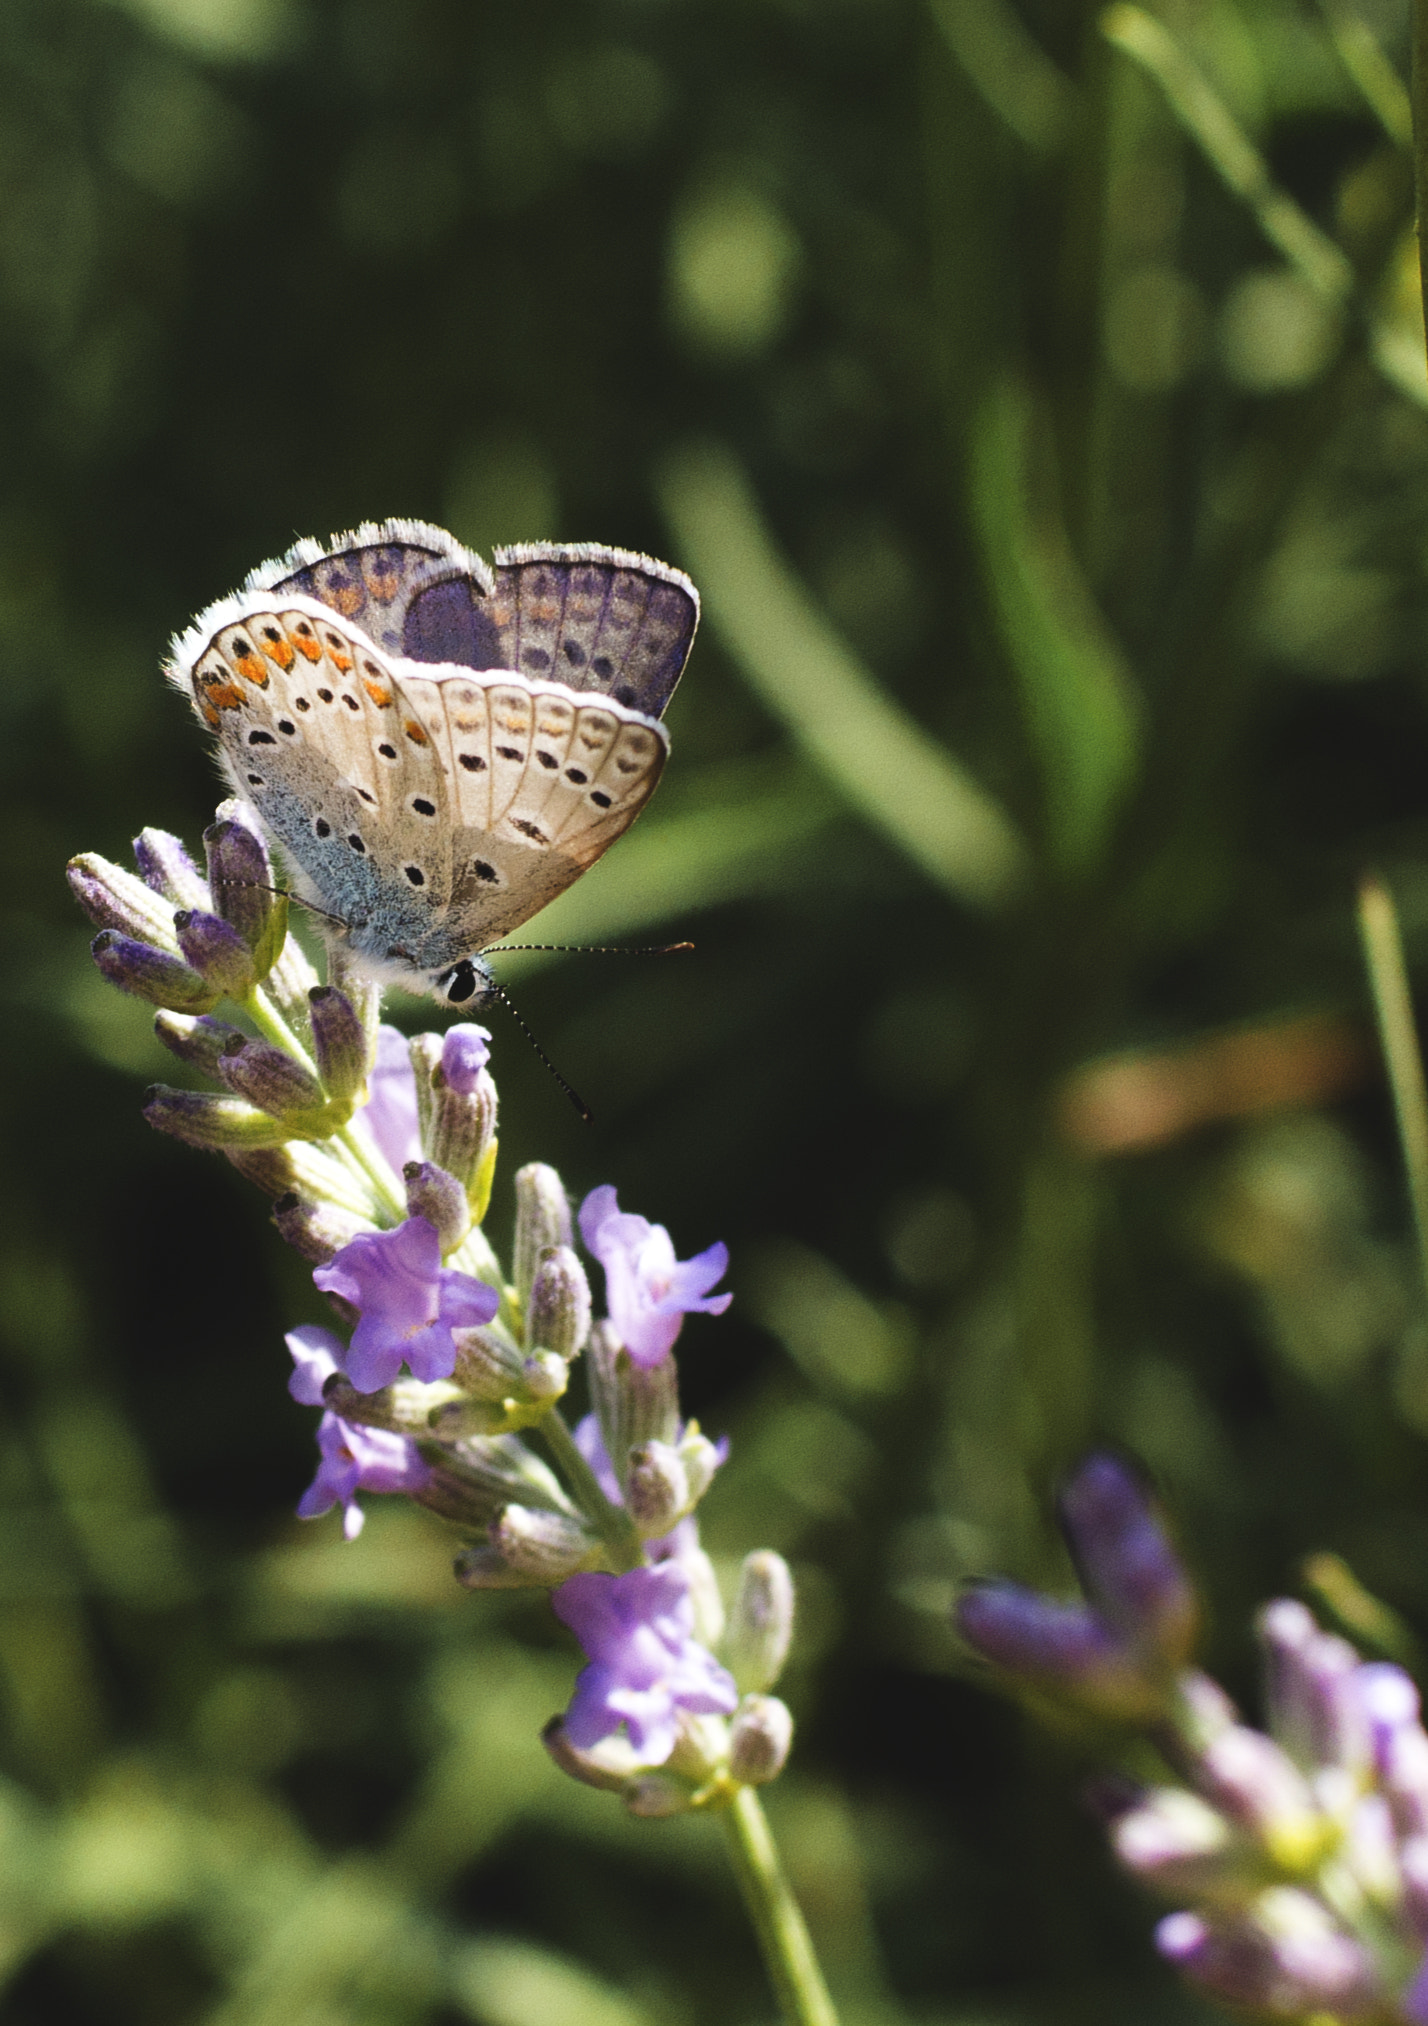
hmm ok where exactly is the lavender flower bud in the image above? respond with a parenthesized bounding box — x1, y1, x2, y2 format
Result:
(143, 1086, 292, 1149)
(625, 1441, 690, 1538)
(526, 1245, 591, 1360)
(133, 828, 210, 908)
(956, 1583, 1165, 1721)
(451, 1325, 526, 1401)
(92, 932, 218, 1013)
(1194, 1726, 1327, 1868)
(513, 1162, 573, 1309)
(452, 1502, 595, 1587)
(1173, 1670, 1240, 1752)
(204, 811, 285, 978)
(1400, 1835, 1428, 1935)
(153, 1011, 245, 1075)
(308, 986, 370, 1113)
(455, 1543, 544, 1589)
(403, 1161, 471, 1254)
(1110, 1788, 1242, 1901)
(1156, 1890, 1382, 2017)
(410, 1028, 497, 1202)
(490, 1504, 599, 1582)
(678, 1427, 724, 1507)
(1258, 1599, 1369, 1775)
(174, 909, 257, 1000)
(68, 853, 181, 948)
(324, 1375, 465, 1437)
(729, 1694, 794, 1785)
(623, 1773, 696, 1818)
(521, 1350, 568, 1403)
(541, 1718, 642, 1793)
(227, 1146, 301, 1196)
(1380, 1711, 1428, 1841)
(216, 1033, 328, 1129)
(727, 1550, 796, 1692)
(588, 1320, 680, 1494)
(272, 1192, 372, 1264)
(1059, 1453, 1197, 1671)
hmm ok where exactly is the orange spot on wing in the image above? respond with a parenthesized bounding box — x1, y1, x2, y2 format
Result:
(206, 683, 245, 711)
(329, 649, 354, 673)
(262, 638, 295, 670)
(293, 634, 323, 662)
(403, 719, 429, 745)
(364, 679, 392, 707)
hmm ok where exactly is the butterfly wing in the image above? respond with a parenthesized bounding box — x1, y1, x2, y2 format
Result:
(244, 523, 699, 719)
(488, 544, 698, 718)
(436, 673, 668, 952)
(168, 593, 458, 961)
(252, 518, 502, 668)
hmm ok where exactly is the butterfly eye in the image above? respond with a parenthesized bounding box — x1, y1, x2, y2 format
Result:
(443, 961, 479, 1004)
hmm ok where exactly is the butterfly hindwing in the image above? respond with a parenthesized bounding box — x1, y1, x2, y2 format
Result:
(490, 544, 698, 718)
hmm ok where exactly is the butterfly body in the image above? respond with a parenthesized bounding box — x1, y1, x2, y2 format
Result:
(166, 524, 698, 1000)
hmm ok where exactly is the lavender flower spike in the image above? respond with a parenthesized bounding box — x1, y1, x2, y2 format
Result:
(313, 1217, 499, 1392)
(1059, 1453, 1197, 1670)
(579, 1185, 731, 1369)
(552, 1563, 739, 1764)
(298, 1411, 433, 1540)
(956, 1580, 1169, 1720)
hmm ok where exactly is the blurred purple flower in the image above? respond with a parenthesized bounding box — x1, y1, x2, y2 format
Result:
(578, 1185, 731, 1369)
(362, 1026, 421, 1173)
(956, 1580, 1165, 1719)
(314, 1216, 498, 1390)
(298, 1412, 432, 1540)
(552, 1562, 739, 1763)
(286, 1323, 343, 1404)
(440, 1023, 491, 1093)
(1059, 1453, 1197, 1667)
(1156, 1896, 1381, 2017)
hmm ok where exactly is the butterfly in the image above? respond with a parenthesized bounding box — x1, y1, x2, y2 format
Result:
(166, 520, 699, 1004)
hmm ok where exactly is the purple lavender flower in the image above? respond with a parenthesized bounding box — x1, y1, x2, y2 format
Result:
(1059, 1453, 1196, 1668)
(578, 1185, 731, 1369)
(298, 1412, 433, 1540)
(313, 1217, 498, 1391)
(440, 1023, 491, 1093)
(552, 1563, 739, 1764)
(1156, 1894, 1382, 2017)
(361, 1026, 422, 1173)
(956, 1580, 1167, 1719)
(287, 1324, 343, 1404)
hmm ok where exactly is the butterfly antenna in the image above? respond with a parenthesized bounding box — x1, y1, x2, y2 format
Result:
(216, 876, 350, 931)
(478, 977, 593, 1123)
(479, 940, 695, 957)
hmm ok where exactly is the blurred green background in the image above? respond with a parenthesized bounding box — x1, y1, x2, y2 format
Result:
(10, 0, 1428, 2017)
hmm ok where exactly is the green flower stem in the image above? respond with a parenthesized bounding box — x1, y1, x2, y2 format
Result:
(535, 1407, 644, 1571)
(720, 1787, 840, 2026)
(1357, 872, 1428, 1303)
